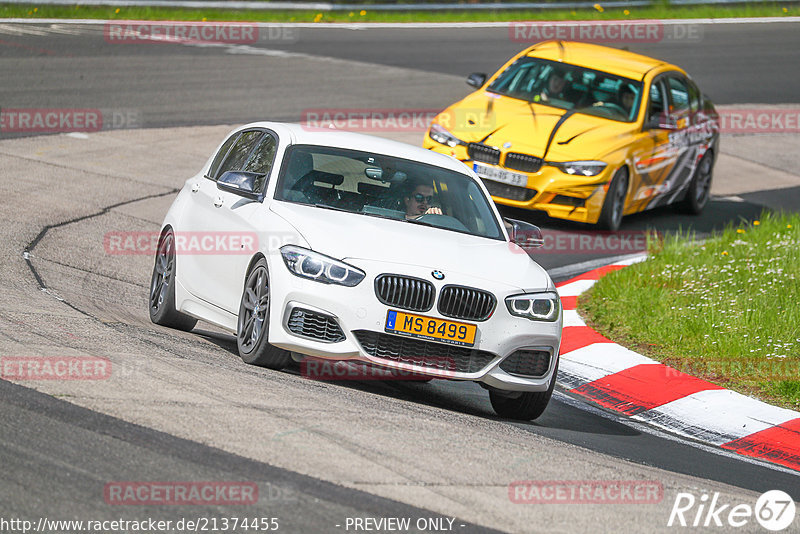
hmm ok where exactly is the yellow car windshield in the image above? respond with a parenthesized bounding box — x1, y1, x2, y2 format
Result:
(487, 57, 643, 123)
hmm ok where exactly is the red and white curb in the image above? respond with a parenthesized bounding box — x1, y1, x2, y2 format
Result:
(555, 255, 800, 473)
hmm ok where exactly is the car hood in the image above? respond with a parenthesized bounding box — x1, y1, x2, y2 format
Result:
(269, 201, 551, 292)
(438, 91, 635, 161)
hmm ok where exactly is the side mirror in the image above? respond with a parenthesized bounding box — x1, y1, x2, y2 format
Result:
(504, 218, 544, 249)
(217, 171, 265, 200)
(466, 72, 487, 89)
(644, 113, 678, 131)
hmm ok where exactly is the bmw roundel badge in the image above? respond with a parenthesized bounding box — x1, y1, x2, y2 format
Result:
(432, 270, 445, 280)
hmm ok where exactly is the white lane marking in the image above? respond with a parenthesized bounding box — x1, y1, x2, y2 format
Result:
(560, 342, 656, 383)
(562, 309, 586, 328)
(635, 388, 800, 445)
(0, 23, 51, 35)
(1, 17, 800, 28)
(555, 278, 596, 296)
(611, 254, 648, 266)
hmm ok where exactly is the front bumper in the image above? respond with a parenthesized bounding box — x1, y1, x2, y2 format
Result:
(423, 135, 613, 225)
(266, 257, 562, 392)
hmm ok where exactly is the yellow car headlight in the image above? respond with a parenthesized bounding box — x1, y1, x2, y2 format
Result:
(550, 161, 607, 177)
(428, 123, 464, 148)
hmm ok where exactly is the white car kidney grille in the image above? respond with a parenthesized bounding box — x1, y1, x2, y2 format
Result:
(353, 330, 495, 374)
(374, 274, 435, 312)
(437, 285, 496, 321)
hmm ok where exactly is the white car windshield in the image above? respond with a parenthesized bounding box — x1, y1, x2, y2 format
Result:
(275, 145, 504, 240)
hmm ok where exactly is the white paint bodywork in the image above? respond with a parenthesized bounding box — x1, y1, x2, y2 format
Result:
(160, 122, 562, 392)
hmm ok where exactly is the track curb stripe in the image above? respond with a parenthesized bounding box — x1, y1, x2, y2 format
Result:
(555, 254, 800, 472)
(721, 418, 800, 472)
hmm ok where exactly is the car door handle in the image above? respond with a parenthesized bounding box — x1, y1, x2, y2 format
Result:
(191, 183, 200, 193)
(213, 196, 223, 208)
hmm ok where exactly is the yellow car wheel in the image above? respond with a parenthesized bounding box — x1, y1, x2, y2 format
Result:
(598, 167, 629, 231)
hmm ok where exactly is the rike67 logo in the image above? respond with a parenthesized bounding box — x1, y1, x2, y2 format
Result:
(668, 490, 796, 531)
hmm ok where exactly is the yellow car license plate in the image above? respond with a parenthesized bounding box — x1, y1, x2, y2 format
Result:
(385, 310, 477, 347)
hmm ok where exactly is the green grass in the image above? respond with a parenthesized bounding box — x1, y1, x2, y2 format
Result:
(580, 212, 800, 410)
(1, 2, 798, 23)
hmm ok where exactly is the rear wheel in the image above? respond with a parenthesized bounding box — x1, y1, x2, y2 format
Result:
(597, 167, 629, 231)
(148, 229, 197, 331)
(679, 151, 713, 214)
(489, 359, 558, 421)
(237, 258, 290, 369)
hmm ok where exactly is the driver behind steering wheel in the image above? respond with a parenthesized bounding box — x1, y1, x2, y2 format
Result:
(403, 179, 442, 220)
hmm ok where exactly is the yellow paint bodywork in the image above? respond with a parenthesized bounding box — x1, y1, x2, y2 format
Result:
(423, 41, 706, 225)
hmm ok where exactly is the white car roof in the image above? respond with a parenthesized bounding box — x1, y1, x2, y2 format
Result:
(237, 121, 473, 176)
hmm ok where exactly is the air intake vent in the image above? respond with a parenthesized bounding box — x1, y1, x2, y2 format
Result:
(375, 274, 435, 312)
(499, 350, 551, 377)
(353, 330, 495, 374)
(467, 143, 501, 165)
(438, 285, 496, 322)
(504, 152, 543, 173)
(481, 179, 537, 202)
(287, 308, 345, 343)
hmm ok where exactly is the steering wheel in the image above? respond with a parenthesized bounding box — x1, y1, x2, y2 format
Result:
(593, 101, 628, 117)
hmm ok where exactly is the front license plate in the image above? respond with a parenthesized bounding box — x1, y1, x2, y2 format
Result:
(385, 310, 476, 347)
(473, 162, 528, 187)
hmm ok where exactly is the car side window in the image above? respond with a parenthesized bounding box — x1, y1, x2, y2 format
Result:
(667, 77, 690, 115)
(647, 80, 666, 123)
(216, 131, 264, 179)
(242, 133, 278, 193)
(206, 133, 240, 180)
(687, 79, 701, 114)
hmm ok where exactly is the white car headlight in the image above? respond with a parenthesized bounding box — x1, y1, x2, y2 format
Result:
(280, 245, 365, 287)
(505, 292, 560, 322)
(428, 123, 464, 148)
(551, 161, 607, 177)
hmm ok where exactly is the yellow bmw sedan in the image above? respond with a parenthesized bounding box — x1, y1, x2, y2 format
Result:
(423, 41, 719, 230)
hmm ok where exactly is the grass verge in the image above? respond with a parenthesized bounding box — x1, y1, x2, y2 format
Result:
(579, 211, 800, 410)
(0, 2, 798, 23)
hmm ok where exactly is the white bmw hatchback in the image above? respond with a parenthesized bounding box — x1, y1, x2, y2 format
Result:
(150, 122, 562, 420)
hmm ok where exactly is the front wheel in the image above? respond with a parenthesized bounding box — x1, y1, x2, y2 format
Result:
(597, 167, 629, 231)
(237, 258, 290, 369)
(489, 359, 558, 421)
(148, 229, 197, 331)
(679, 151, 714, 215)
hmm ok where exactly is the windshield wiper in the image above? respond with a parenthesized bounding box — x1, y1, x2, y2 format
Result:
(404, 218, 436, 228)
(313, 203, 350, 213)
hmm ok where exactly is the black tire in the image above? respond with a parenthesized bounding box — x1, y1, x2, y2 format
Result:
(679, 151, 714, 215)
(597, 167, 629, 231)
(489, 358, 558, 421)
(237, 258, 290, 369)
(149, 229, 197, 331)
